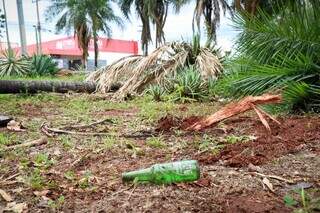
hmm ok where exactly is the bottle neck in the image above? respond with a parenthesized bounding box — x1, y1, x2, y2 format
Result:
(122, 168, 153, 182)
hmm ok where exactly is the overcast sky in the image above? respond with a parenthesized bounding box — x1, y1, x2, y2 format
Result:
(0, 0, 237, 52)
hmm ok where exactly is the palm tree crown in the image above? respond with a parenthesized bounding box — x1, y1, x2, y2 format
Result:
(46, 0, 123, 68)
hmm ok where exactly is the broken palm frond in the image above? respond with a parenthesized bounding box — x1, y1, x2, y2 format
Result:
(86, 55, 143, 93)
(195, 49, 221, 79)
(86, 42, 223, 98)
(188, 94, 282, 131)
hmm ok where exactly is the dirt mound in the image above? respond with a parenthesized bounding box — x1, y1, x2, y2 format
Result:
(155, 115, 203, 132)
(198, 116, 320, 167)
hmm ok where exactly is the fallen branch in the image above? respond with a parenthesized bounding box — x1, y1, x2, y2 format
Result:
(41, 123, 110, 137)
(250, 172, 294, 184)
(3, 173, 20, 182)
(188, 94, 282, 131)
(1, 137, 47, 151)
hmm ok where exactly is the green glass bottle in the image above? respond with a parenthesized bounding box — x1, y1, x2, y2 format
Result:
(122, 160, 200, 184)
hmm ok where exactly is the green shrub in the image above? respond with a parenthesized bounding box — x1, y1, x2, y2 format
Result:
(30, 54, 59, 76)
(167, 66, 208, 102)
(220, 1, 320, 112)
(0, 49, 31, 77)
(147, 85, 165, 101)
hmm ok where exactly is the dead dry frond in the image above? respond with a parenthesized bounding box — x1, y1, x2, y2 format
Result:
(86, 42, 223, 98)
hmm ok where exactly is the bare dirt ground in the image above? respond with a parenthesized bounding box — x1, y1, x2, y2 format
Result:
(0, 93, 319, 212)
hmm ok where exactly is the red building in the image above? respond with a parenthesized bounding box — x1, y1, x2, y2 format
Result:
(4, 37, 139, 70)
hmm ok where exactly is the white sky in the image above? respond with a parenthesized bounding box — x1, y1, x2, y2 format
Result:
(0, 0, 237, 52)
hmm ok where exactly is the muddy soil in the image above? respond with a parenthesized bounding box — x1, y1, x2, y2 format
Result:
(156, 115, 320, 167)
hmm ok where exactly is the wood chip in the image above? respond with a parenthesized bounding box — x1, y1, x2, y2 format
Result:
(251, 172, 294, 183)
(262, 177, 274, 192)
(0, 189, 13, 202)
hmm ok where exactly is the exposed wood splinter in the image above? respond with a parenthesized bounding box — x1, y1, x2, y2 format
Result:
(187, 94, 282, 131)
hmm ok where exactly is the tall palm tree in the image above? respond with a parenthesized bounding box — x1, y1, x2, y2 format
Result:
(46, 0, 91, 67)
(46, 0, 123, 69)
(118, 0, 187, 56)
(193, 0, 233, 45)
(84, 0, 123, 68)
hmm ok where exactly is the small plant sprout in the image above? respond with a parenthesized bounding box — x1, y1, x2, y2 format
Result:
(147, 85, 165, 101)
(224, 135, 256, 144)
(64, 170, 76, 181)
(199, 134, 224, 154)
(26, 168, 45, 190)
(48, 195, 65, 211)
(146, 136, 167, 149)
(33, 153, 54, 168)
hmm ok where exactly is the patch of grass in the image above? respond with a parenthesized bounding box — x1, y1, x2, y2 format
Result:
(2, 74, 85, 82)
(19, 158, 31, 170)
(48, 195, 65, 211)
(0, 133, 12, 147)
(199, 134, 224, 154)
(26, 168, 45, 190)
(33, 153, 54, 169)
(137, 99, 175, 123)
(146, 136, 167, 149)
(101, 136, 118, 150)
(0, 164, 10, 174)
(59, 135, 73, 149)
(78, 170, 93, 189)
(284, 188, 320, 213)
(64, 170, 76, 181)
(223, 135, 256, 144)
(64, 98, 92, 120)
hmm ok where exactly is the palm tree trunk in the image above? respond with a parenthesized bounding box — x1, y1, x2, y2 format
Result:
(0, 80, 96, 94)
(234, 0, 242, 11)
(143, 43, 148, 56)
(93, 34, 99, 69)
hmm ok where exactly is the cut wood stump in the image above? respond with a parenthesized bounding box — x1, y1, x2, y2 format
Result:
(187, 94, 282, 131)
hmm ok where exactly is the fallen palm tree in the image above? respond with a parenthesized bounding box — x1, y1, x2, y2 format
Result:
(188, 94, 282, 132)
(0, 80, 97, 94)
(86, 40, 223, 98)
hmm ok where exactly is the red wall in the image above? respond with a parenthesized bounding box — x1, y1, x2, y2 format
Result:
(11, 37, 139, 56)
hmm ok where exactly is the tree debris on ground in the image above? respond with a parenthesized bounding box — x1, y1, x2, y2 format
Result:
(41, 123, 110, 137)
(0, 189, 13, 202)
(188, 94, 282, 131)
(86, 42, 222, 98)
(1, 137, 48, 151)
(6, 120, 26, 132)
(0, 80, 96, 94)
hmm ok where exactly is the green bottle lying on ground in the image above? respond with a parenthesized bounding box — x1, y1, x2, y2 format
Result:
(122, 160, 200, 184)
